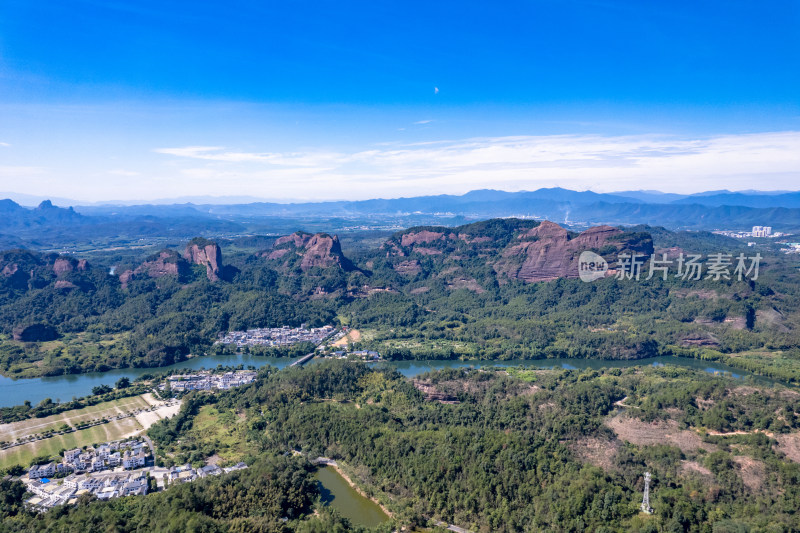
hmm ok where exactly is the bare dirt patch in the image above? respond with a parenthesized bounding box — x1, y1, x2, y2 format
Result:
(756, 308, 789, 332)
(695, 397, 715, 410)
(681, 460, 713, 479)
(732, 455, 766, 490)
(332, 329, 362, 347)
(569, 437, 620, 471)
(729, 386, 760, 396)
(412, 380, 459, 404)
(446, 278, 486, 294)
(134, 400, 181, 430)
(141, 392, 161, 407)
(205, 454, 223, 466)
(775, 432, 800, 463)
(606, 413, 715, 453)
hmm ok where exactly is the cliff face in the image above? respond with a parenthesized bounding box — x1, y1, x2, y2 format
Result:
(183, 239, 224, 281)
(265, 231, 353, 272)
(383, 219, 653, 284)
(52, 257, 90, 276)
(496, 222, 653, 282)
(0, 250, 93, 291)
(119, 250, 189, 288)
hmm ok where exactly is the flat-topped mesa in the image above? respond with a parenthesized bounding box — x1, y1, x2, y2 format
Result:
(497, 222, 653, 282)
(183, 237, 223, 281)
(264, 231, 354, 271)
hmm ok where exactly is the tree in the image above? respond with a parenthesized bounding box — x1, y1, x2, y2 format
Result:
(116, 377, 130, 389)
(91, 384, 112, 396)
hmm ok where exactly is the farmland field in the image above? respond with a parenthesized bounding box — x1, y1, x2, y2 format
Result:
(0, 416, 143, 469)
(0, 394, 180, 470)
(0, 395, 151, 443)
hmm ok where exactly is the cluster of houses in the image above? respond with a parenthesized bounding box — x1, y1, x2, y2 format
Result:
(27, 469, 150, 511)
(152, 461, 248, 486)
(23, 439, 151, 511)
(161, 369, 257, 393)
(217, 324, 335, 348)
(28, 439, 150, 481)
(22, 434, 250, 512)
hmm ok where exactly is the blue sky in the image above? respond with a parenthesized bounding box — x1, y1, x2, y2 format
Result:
(1, 0, 798, 202)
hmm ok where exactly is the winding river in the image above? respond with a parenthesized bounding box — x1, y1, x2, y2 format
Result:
(0, 354, 768, 408)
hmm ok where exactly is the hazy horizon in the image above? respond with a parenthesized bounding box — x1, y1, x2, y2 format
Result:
(3, 185, 800, 208)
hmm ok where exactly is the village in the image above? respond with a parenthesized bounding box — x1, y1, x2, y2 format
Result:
(160, 369, 257, 393)
(216, 324, 336, 348)
(14, 329, 385, 513)
(21, 436, 249, 512)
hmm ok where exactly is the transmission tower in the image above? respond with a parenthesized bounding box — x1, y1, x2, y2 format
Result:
(641, 472, 652, 514)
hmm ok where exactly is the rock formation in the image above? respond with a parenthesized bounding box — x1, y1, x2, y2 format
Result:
(264, 231, 354, 272)
(384, 219, 653, 284)
(183, 238, 223, 281)
(52, 257, 89, 276)
(119, 250, 190, 288)
(494, 221, 653, 282)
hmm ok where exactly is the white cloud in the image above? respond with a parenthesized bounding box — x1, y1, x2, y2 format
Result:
(413, 120, 433, 125)
(0, 142, 10, 147)
(148, 131, 800, 200)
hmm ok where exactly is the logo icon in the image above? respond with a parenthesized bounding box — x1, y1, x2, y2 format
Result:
(578, 251, 608, 282)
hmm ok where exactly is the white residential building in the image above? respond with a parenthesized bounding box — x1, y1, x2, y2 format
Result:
(29, 462, 56, 479)
(64, 448, 81, 463)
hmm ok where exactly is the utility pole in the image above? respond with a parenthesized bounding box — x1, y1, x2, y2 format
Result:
(641, 472, 652, 514)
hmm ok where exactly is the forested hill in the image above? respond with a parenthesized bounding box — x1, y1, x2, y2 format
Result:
(0, 219, 798, 380)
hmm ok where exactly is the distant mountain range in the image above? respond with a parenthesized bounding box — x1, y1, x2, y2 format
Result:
(1, 188, 799, 250)
(74, 187, 800, 228)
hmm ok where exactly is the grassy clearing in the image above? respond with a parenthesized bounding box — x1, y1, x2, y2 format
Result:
(0, 416, 143, 469)
(1, 395, 151, 442)
(160, 405, 249, 466)
(191, 406, 247, 461)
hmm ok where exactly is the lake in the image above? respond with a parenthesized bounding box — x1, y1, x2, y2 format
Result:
(0, 353, 768, 408)
(314, 465, 390, 527)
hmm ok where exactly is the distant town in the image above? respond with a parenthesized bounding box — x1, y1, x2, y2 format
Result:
(713, 225, 785, 239)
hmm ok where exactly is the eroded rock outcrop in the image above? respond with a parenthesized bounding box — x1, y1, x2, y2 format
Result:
(184, 238, 223, 281)
(264, 231, 354, 272)
(52, 257, 89, 276)
(496, 221, 653, 282)
(119, 250, 189, 288)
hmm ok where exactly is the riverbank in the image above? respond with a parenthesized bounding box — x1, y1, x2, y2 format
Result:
(313, 461, 392, 527)
(0, 354, 782, 409)
(329, 462, 394, 520)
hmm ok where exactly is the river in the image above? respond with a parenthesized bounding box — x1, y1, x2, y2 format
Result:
(314, 465, 390, 527)
(0, 354, 768, 408)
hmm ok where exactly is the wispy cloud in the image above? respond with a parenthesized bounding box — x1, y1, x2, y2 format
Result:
(413, 120, 433, 125)
(152, 132, 800, 199)
(0, 142, 10, 147)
